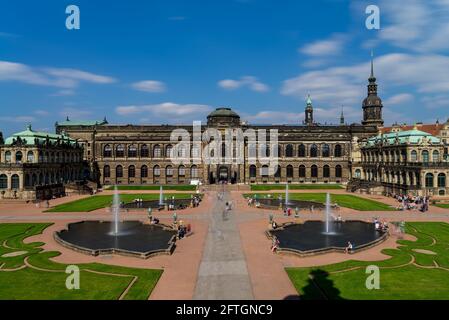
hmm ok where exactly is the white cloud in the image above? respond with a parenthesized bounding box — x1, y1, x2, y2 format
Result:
(218, 76, 269, 92)
(131, 80, 166, 93)
(0, 60, 117, 90)
(384, 93, 414, 105)
(299, 34, 347, 57)
(116, 102, 213, 122)
(34, 110, 50, 116)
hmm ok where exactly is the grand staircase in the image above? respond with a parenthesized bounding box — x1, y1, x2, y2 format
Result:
(347, 179, 381, 193)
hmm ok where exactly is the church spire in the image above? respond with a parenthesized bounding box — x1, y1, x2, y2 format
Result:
(340, 106, 345, 125)
(304, 94, 314, 125)
(362, 51, 384, 127)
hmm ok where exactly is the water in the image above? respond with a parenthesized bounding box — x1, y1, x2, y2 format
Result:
(159, 186, 164, 206)
(324, 193, 334, 234)
(112, 186, 120, 235)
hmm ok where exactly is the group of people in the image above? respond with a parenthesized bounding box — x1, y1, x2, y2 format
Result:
(177, 223, 191, 239)
(191, 196, 201, 208)
(148, 215, 160, 225)
(374, 217, 389, 232)
(391, 194, 431, 212)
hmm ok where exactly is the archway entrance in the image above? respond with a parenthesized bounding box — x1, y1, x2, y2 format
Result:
(218, 166, 229, 183)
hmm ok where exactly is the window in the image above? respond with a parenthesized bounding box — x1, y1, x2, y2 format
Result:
(115, 145, 125, 158)
(38, 151, 44, 163)
(15, 151, 23, 163)
(25, 174, 31, 187)
(287, 165, 293, 178)
(153, 165, 161, 177)
(249, 165, 257, 178)
(425, 173, 434, 187)
(166, 145, 173, 158)
(140, 145, 149, 158)
(178, 166, 186, 176)
(411, 150, 418, 162)
(248, 143, 257, 159)
(323, 165, 330, 178)
(310, 144, 318, 157)
(298, 144, 306, 157)
(141, 165, 148, 178)
(311, 165, 318, 178)
(0, 175, 7, 189)
(335, 165, 342, 178)
(274, 165, 281, 178)
(27, 151, 35, 163)
(299, 165, 306, 178)
(128, 165, 136, 178)
(261, 165, 269, 178)
(354, 169, 361, 179)
(116, 165, 123, 178)
(104, 165, 111, 178)
(103, 145, 112, 157)
(322, 144, 330, 157)
(334, 144, 342, 157)
(153, 145, 162, 158)
(191, 165, 199, 179)
(166, 165, 173, 176)
(432, 150, 440, 162)
(422, 150, 429, 163)
(5, 151, 11, 163)
(128, 145, 138, 158)
(11, 174, 20, 189)
(438, 173, 446, 188)
(192, 146, 200, 159)
(285, 144, 294, 157)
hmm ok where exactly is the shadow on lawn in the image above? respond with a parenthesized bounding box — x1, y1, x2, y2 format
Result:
(300, 269, 344, 300)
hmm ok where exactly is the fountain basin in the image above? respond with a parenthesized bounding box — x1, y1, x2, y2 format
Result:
(268, 220, 387, 256)
(254, 198, 325, 210)
(122, 199, 193, 210)
(55, 221, 177, 259)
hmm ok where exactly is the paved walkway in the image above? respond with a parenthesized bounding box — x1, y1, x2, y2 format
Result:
(194, 191, 254, 300)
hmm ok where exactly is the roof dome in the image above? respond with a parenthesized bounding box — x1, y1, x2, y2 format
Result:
(207, 107, 241, 126)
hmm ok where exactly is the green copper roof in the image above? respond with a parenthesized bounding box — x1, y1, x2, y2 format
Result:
(4, 125, 78, 146)
(56, 117, 108, 127)
(306, 95, 312, 106)
(364, 129, 441, 147)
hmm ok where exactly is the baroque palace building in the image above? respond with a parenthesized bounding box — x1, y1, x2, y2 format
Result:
(55, 61, 384, 187)
(0, 125, 84, 200)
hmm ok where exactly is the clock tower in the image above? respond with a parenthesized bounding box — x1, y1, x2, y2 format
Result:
(362, 53, 384, 127)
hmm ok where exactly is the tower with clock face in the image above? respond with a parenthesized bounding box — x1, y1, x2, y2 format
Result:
(362, 54, 384, 127)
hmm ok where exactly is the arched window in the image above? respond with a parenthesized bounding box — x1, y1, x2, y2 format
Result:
(116, 165, 123, 178)
(153, 145, 162, 158)
(354, 169, 361, 179)
(128, 145, 138, 158)
(16, 151, 24, 163)
(25, 174, 32, 187)
(422, 150, 429, 163)
(323, 165, 330, 178)
(285, 144, 294, 157)
(178, 166, 186, 176)
(166, 145, 173, 158)
(335, 165, 342, 178)
(191, 146, 200, 159)
(248, 143, 257, 159)
(24, 151, 34, 163)
(115, 145, 125, 158)
(432, 150, 440, 162)
(438, 173, 446, 188)
(249, 165, 257, 178)
(311, 165, 318, 178)
(140, 145, 149, 158)
(274, 165, 281, 178)
(103, 145, 112, 158)
(287, 165, 293, 178)
(141, 165, 148, 178)
(322, 144, 330, 157)
(191, 165, 199, 179)
(11, 174, 20, 189)
(310, 144, 318, 157)
(411, 150, 418, 162)
(425, 173, 434, 187)
(103, 165, 111, 178)
(166, 165, 173, 177)
(298, 144, 306, 157)
(153, 165, 161, 177)
(261, 165, 269, 178)
(128, 165, 136, 178)
(0, 174, 7, 189)
(5, 151, 11, 163)
(32, 174, 38, 186)
(299, 165, 306, 178)
(334, 144, 342, 157)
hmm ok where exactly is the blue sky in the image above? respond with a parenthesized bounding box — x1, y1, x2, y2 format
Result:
(1, 0, 449, 137)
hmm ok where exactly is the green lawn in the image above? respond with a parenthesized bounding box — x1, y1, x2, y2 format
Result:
(251, 184, 343, 191)
(286, 222, 449, 299)
(244, 193, 394, 211)
(434, 203, 449, 209)
(46, 193, 196, 212)
(105, 185, 197, 191)
(0, 223, 162, 300)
